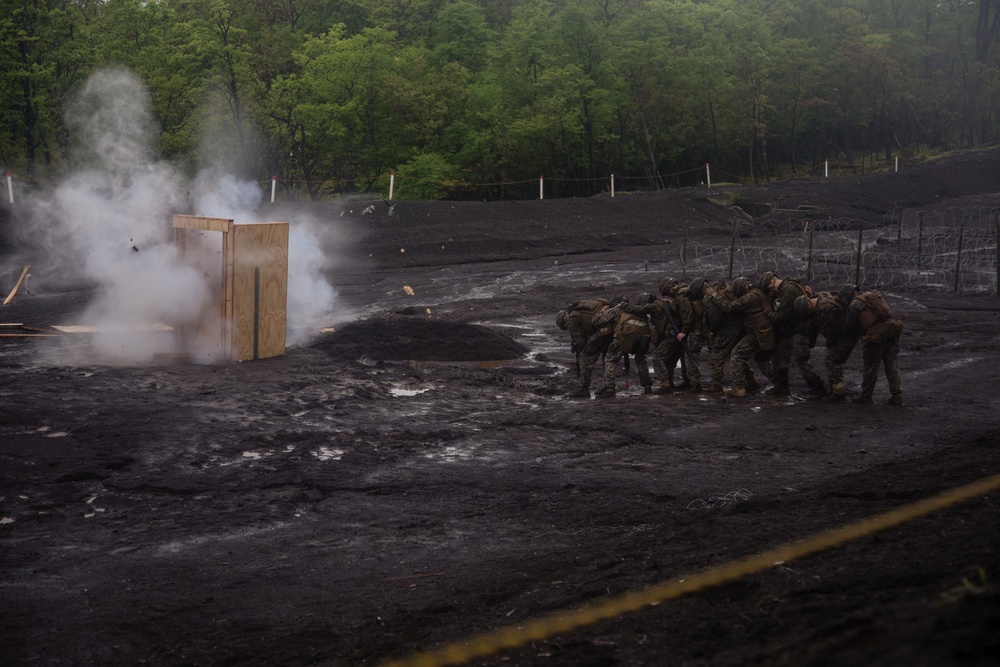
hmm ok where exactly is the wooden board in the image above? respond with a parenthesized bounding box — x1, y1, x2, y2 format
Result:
(172, 215, 233, 233)
(231, 222, 288, 361)
(3, 265, 30, 305)
(51, 323, 174, 333)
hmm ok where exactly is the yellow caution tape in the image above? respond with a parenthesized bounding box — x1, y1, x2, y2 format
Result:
(382, 471, 1000, 667)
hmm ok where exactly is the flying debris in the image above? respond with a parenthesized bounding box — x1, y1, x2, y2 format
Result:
(362, 204, 375, 215)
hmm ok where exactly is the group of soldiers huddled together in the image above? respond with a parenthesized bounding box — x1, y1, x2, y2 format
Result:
(556, 272, 904, 405)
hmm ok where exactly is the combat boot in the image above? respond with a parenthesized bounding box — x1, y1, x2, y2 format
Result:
(595, 386, 616, 399)
(689, 384, 702, 394)
(745, 377, 762, 393)
(829, 382, 846, 401)
(806, 383, 828, 400)
(851, 395, 873, 405)
(729, 385, 747, 398)
(888, 393, 902, 406)
(652, 381, 673, 395)
(673, 379, 691, 391)
(703, 381, 724, 394)
(566, 386, 591, 399)
(643, 384, 653, 394)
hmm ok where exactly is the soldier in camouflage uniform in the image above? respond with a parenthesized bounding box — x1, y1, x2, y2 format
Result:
(793, 285, 859, 400)
(763, 272, 825, 398)
(702, 278, 750, 394)
(707, 276, 773, 397)
(846, 289, 903, 405)
(650, 277, 688, 393)
(673, 277, 710, 393)
(592, 295, 653, 398)
(556, 297, 615, 398)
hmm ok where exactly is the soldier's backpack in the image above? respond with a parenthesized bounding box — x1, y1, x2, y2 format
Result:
(857, 291, 892, 319)
(567, 298, 609, 334)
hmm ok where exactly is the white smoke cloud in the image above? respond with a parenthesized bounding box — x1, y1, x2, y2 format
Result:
(22, 66, 338, 364)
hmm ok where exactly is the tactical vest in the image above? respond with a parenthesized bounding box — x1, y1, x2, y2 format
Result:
(855, 292, 892, 331)
(742, 287, 773, 332)
(569, 298, 609, 336)
(616, 310, 651, 354)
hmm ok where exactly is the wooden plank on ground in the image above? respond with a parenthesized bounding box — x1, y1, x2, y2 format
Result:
(51, 323, 175, 333)
(2, 265, 30, 305)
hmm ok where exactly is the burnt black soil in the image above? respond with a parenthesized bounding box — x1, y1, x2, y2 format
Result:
(2, 150, 1000, 667)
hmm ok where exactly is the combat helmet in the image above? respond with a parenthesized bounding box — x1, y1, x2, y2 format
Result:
(757, 271, 776, 291)
(635, 292, 655, 305)
(556, 310, 569, 330)
(732, 276, 751, 297)
(658, 276, 678, 296)
(688, 277, 706, 299)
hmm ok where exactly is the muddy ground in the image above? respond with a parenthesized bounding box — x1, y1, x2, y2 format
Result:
(2, 151, 1000, 667)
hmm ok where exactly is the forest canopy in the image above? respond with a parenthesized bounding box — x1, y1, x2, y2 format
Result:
(2, 0, 1000, 200)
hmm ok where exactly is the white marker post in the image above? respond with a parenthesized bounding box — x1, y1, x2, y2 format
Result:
(895, 156, 899, 173)
(705, 163, 711, 189)
(389, 171, 395, 201)
(270, 176, 277, 203)
(5, 171, 12, 204)
(539, 175, 544, 200)
(611, 174, 615, 198)
(825, 160, 829, 178)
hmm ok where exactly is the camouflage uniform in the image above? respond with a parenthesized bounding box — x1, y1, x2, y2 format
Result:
(558, 299, 613, 397)
(710, 282, 774, 393)
(846, 291, 903, 404)
(650, 295, 685, 391)
(703, 281, 744, 392)
(674, 280, 709, 392)
(814, 291, 858, 398)
(767, 276, 823, 396)
(594, 301, 653, 396)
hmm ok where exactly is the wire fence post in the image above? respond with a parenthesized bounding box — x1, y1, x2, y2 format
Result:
(728, 218, 737, 280)
(705, 163, 711, 190)
(953, 221, 965, 293)
(916, 211, 924, 269)
(539, 175, 544, 200)
(270, 176, 277, 203)
(389, 171, 395, 201)
(610, 174, 615, 198)
(682, 224, 688, 279)
(5, 171, 12, 204)
(806, 222, 814, 282)
(995, 210, 999, 297)
(854, 222, 864, 287)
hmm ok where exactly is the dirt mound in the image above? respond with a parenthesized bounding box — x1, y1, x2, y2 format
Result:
(312, 315, 528, 362)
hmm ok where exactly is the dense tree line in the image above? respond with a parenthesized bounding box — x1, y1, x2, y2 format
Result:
(2, 0, 999, 199)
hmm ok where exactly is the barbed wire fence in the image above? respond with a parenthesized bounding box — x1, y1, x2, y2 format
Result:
(677, 206, 1000, 295)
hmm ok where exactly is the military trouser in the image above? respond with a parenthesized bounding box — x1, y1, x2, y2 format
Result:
(683, 333, 708, 389)
(823, 337, 857, 393)
(770, 332, 793, 389)
(860, 336, 901, 399)
(793, 332, 826, 393)
(603, 337, 652, 390)
(652, 336, 684, 386)
(708, 328, 742, 385)
(730, 332, 773, 388)
(576, 333, 612, 390)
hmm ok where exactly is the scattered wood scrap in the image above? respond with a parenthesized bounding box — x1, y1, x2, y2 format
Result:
(0, 323, 61, 338)
(2, 265, 30, 305)
(50, 323, 174, 334)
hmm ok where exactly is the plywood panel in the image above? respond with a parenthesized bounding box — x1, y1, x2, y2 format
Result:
(231, 222, 288, 360)
(172, 215, 233, 233)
